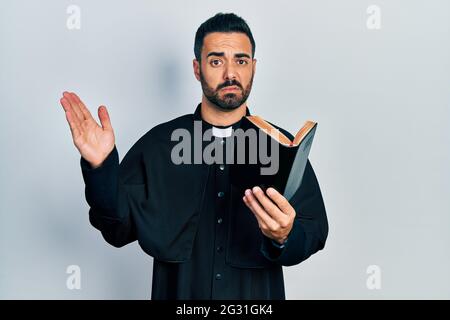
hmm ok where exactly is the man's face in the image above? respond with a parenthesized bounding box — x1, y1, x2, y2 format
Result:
(194, 32, 256, 111)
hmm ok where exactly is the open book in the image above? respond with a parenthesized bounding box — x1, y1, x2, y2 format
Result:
(229, 116, 317, 201)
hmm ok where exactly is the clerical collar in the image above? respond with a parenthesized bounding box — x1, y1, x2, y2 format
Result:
(193, 103, 251, 137)
(212, 126, 233, 138)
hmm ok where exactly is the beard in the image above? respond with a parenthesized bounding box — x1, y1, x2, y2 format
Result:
(200, 68, 254, 111)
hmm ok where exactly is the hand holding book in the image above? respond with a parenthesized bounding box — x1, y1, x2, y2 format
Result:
(242, 185, 296, 245)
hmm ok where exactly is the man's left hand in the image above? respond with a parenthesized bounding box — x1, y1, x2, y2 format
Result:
(242, 186, 296, 245)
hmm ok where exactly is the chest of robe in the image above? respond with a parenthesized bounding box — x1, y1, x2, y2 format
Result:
(129, 116, 277, 268)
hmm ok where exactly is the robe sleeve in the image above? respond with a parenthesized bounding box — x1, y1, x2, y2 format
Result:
(260, 159, 329, 266)
(80, 141, 147, 248)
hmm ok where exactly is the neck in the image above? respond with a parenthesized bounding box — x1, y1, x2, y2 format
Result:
(200, 96, 247, 127)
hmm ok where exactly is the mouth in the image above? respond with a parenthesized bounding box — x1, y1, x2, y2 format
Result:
(221, 86, 239, 92)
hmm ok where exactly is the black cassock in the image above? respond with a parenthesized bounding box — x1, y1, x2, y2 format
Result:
(80, 103, 329, 299)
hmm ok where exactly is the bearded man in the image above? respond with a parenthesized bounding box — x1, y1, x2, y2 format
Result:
(59, 12, 328, 300)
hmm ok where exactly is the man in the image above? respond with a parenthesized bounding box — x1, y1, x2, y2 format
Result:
(59, 13, 328, 299)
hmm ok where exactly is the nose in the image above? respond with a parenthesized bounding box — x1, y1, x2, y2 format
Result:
(223, 62, 237, 81)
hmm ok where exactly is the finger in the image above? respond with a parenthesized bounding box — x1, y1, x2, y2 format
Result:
(71, 92, 94, 121)
(266, 187, 295, 218)
(244, 189, 278, 231)
(65, 110, 81, 139)
(60, 97, 70, 112)
(251, 186, 288, 225)
(60, 97, 81, 127)
(63, 91, 84, 121)
(98, 105, 112, 131)
(243, 196, 267, 229)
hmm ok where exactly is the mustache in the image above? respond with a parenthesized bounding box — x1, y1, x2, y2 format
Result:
(217, 80, 243, 90)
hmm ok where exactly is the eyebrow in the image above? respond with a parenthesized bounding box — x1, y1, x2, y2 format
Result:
(206, 52, 252, 59)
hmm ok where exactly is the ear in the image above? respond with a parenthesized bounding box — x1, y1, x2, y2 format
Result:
(193, 59, 201, 81)
(252, 58, 257, 76)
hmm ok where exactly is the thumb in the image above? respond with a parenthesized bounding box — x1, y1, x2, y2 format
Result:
(98, 105, 112, 131)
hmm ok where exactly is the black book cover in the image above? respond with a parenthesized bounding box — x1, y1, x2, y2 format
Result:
(229, 116, 317, 200)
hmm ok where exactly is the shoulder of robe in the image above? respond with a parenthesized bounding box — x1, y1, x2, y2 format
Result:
(149, 113, 194, 138)
(125, 113, 195, 154)
(118, 113, 194, 173)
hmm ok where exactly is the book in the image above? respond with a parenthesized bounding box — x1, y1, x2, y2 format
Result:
(229, 116, 317, 201)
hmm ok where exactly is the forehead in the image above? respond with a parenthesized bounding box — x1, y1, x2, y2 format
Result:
(202, 32, 252, 56)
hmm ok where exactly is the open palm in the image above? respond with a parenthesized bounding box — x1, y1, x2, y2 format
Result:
(60, 92, 115, 168)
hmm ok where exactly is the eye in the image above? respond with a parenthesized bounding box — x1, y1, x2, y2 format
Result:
(237, 59, 248, 65)
(210, 59, 222, 66)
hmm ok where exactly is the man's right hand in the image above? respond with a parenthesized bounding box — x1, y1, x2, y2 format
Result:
(59, 91, 115, 169)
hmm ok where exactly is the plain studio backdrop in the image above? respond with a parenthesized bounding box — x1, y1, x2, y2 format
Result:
(0, 0, 449, 299)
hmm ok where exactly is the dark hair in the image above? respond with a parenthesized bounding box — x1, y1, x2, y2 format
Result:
(194, 13, 256, 62)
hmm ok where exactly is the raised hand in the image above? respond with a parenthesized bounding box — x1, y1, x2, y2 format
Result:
(60, 92, 115, 168)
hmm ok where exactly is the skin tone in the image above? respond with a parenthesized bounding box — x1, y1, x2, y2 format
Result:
(243, 186, 296, 244)
(59, 92, 114, 169)
(59, 31, 296, 245)
(193, 32, 254, 126)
